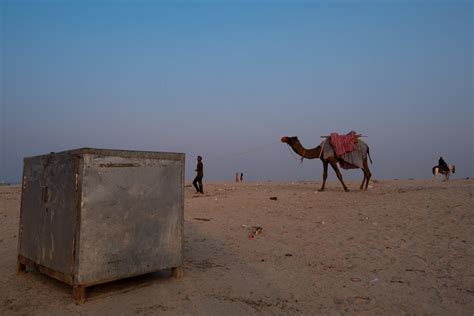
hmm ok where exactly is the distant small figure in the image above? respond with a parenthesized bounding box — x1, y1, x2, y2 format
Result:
(438, 157, 449, 173)
(235, 172, 240, 183)
(193, 156, 204, 194)
(240, 173, 243, 182)
(432, 156, 455, 182)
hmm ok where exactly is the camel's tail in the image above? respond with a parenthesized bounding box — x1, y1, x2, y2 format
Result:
(367, 147, 373, 164)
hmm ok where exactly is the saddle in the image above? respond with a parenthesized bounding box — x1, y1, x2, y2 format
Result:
(321, 131, 363, 157)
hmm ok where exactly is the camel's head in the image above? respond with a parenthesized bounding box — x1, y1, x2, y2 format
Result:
(281, 136, 298, 144)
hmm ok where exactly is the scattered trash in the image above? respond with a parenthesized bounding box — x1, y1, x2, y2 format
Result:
(390, 280, 404, 284)
(191, 195, 205, 199)
(350, 277, 362, 282)
(369, 277, 379, 284)
(251, 226, 263, 236)
(405, 268, 426, 274)
(193, 218, 211, 221)
(285, 253, 293, 257)
(270, 196, 278, 200)
(243, 225, 263, 239)
(352, 296, 370, 305)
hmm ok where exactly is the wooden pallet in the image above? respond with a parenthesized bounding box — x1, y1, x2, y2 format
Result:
(16, 254, 184, 304)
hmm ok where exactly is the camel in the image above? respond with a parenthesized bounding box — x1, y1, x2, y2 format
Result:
(281, 135, 372, 191)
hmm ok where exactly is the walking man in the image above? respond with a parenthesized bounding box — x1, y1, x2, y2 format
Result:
(193, 155, 204, 194)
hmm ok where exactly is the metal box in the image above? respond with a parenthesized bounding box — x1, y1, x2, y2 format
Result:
(17, 148, 185, 303)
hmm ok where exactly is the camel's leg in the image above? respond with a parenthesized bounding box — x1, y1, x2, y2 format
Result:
(319, 160, 329, 191)
(360, 168, 366, 190)
(329, 160, 349, 192)
(363, 159, 372, 190)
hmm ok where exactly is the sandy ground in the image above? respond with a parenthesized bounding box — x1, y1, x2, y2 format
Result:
(1, 179, 473, 315)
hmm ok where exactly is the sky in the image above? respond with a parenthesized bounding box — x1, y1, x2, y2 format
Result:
(1, 0, 473, 183)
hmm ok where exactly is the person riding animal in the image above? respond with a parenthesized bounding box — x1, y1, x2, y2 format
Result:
(433, 156, 455, 182)
(438, 157, 449, 173)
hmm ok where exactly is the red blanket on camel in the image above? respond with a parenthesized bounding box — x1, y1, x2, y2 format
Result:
(329, 131, 356, 157)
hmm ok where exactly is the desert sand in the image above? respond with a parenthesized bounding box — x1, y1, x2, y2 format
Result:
(1, 179, 473, 315)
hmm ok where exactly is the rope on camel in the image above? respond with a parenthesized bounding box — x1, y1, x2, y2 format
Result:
(208, 141, 281, 161)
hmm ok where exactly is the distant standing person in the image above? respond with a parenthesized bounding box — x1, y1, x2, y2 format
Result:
(240, 173, 243, 182)
(193, 156, 204, 194)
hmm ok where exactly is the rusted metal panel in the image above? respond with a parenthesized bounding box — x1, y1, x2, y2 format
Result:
(18, 148, 185, 292)
(76, 153, 184, 285)
(18, 153, 78, 275)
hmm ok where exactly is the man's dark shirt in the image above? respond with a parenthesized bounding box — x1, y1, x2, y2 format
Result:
(196, 161, 203, 177)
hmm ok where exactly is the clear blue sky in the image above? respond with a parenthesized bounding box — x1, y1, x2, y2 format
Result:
(1, 0, 473, 183)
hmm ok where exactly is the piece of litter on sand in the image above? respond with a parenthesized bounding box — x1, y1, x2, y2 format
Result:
(350, 277, 362, 282)
(251, 226, 263, 235)
(193, 218, 211, 221)
(390, 280, 404, 284)
(242, 224, 262, 232)
(369, 277, 380, 284)
(270, 196, 278, 200)
(246, 225, 263, 239)
(285, 253, 293, 257)
(253, 226, 263, 235)
(352, 296, 370, 305)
